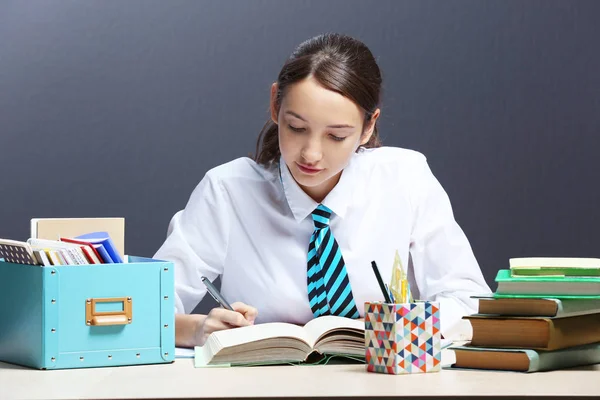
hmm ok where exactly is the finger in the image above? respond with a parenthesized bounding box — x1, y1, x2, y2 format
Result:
(244, 307, 258, 323)
(231, 302, 259, 323)
(200, 317, 232, 345)
(204, 316, 232, 334)
(214, 308, 251, 327)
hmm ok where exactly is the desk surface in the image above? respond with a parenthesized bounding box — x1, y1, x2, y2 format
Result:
(2, 359, 599, 400)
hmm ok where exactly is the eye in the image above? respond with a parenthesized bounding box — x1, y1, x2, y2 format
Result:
(288, 125, 305, 132)
(329, 134, 346, 142)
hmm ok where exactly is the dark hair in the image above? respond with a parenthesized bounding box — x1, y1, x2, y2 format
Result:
(254, 33, 383, 166)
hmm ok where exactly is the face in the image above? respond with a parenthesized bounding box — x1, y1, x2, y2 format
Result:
(271, 77, 380, 202)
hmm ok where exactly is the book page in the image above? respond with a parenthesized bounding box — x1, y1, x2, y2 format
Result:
(510, 257, 600, 269)
(211, 322, 310, 349)
(303, 316, 364, 348)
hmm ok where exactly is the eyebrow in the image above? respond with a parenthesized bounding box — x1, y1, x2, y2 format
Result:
(285, 111, 355, 129)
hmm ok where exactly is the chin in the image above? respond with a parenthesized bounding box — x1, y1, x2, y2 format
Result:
(291, 171, 325, 187)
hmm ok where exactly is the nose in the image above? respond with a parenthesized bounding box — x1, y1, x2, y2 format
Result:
(301, 136, 322, 165)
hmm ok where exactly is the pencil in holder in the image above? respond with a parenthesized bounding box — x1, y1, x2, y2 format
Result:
(364, 301, 441, 375)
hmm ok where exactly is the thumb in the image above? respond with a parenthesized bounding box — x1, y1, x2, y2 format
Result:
(231, 302, 258, 324)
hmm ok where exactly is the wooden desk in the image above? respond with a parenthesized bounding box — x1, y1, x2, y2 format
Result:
(1, 359, 599, 399)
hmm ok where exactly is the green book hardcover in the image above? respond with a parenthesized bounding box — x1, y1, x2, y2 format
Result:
(511, 267, 600, 277)
(509, 257, 600, 277)
(494, 269, 600, 298)
(450, 342, 600, 372)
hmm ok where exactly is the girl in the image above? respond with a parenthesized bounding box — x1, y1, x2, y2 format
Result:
(154, 33, 491, 348)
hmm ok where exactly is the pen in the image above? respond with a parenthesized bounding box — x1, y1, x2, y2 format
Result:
(201, 276, 234, 311)
(371, 261, 392, 303)
(385, 283, 395, 303)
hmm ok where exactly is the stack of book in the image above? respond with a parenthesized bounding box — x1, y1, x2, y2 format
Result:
(452, 257, 600, 372)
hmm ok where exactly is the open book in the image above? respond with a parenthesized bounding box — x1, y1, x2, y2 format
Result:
(195, 316, 365, 367)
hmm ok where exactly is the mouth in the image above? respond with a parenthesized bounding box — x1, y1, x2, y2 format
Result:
(296, 162, 323, 175)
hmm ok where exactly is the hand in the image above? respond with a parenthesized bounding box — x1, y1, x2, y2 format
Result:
(195, 302, 258, 346)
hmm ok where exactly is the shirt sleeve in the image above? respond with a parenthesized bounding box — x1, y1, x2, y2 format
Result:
(408, 156, 492, 340)
(153, 172, 230, 314)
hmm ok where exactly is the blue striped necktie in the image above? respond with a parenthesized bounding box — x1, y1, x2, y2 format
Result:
(307, 204, 360, 319)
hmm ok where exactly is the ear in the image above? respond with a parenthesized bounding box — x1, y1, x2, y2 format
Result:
(270, 83, 279, 124)
(360, 108, 381, 145)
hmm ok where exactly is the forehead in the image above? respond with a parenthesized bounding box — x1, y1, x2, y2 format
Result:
(281, 77, 363, 125)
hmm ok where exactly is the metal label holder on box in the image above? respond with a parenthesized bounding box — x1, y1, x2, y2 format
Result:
(0, 256, 175, 369)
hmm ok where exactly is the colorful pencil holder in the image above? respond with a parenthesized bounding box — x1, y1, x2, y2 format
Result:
(364, 301, 441, 374)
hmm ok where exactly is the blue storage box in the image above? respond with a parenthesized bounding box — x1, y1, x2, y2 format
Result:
(0, 256, 175, 369)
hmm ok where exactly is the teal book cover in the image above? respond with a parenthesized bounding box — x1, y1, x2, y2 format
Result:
(494, 269, 600, 298)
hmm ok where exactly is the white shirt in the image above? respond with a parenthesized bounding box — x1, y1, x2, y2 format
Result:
(153, 147, 491, 339)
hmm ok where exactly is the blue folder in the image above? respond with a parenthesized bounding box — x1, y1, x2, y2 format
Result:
(75, 231, 123, 263)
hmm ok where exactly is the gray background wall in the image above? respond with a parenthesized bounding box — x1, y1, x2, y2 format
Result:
(2, 0, 599, 313)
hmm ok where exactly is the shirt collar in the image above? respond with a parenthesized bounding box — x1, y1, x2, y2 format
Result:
(279, 154, 357, 223)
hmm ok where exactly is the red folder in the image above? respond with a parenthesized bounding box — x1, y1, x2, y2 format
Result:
(60, 238, 103, 264)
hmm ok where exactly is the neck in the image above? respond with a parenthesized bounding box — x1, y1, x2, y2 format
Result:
(300, 171, 342, 203)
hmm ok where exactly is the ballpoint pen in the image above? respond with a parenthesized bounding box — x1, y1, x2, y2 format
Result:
(201, 276, 234, 311)
(385, 283, 395, 303)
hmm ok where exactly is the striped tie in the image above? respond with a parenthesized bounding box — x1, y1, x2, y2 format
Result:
(307, 204, 360, 319)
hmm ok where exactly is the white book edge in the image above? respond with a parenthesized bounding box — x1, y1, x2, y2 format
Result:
(510, 257, 600, 269)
